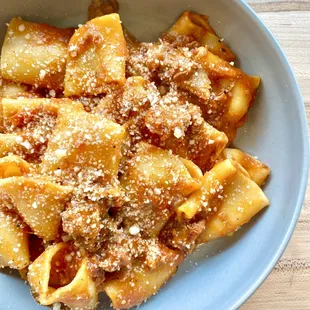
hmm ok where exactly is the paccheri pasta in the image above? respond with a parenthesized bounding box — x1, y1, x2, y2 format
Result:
(0, 1, 270, 309)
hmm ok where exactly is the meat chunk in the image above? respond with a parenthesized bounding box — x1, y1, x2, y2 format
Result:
(127, 42, 211, 100)
(145, 100, 228, 172)
(62, 200, 108, 252)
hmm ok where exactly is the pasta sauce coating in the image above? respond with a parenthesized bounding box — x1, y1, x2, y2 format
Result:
(0, 3, 270, 310)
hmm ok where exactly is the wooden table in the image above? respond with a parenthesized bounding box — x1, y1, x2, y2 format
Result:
(243, 0, 310, 309)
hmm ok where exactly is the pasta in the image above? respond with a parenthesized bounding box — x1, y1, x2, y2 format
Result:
(0, 210, 29, 269)
(105, 247, 183, 309)
(1, 18, 74, 90)
(0, 98, 84, 163)
(0, 155, 30, 178)
(1, 98, 82, 130)
(0, 78, 39, 99)
(28, 243, 98, 308)
(194, 47, 260, 142)
(119, 142, 203, 237)
(40, 104, 126, 201)
(197, 160, 269, 243)
(64, 13, 127, 96)
(166, 11, 236, 61)
(0, 177, 72, 241)
(0, 134, 27, 158)
(221, 148, 271, 186)
(0, 1, 270, 309)
(177, 158, 238, 220)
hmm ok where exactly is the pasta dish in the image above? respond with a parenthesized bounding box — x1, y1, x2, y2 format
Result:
(0, 1, 270, 309)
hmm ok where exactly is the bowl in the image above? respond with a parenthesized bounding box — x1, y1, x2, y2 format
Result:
(0, 0, 308, 309)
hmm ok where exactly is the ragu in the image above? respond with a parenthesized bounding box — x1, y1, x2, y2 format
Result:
(0, 1, 270, 309)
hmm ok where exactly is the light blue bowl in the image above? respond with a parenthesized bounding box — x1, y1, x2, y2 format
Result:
(0, 0, 308, 309)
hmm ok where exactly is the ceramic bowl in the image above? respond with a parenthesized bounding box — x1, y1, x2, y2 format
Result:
(0, 0, 308, 309)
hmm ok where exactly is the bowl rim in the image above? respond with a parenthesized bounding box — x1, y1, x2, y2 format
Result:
(231, 1, 309, 309)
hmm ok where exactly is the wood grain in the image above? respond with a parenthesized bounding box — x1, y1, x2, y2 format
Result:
(249, 0, 310, 12)
(243, 1, 310, 309)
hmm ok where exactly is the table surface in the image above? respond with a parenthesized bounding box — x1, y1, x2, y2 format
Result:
(242, 0, 310, 309)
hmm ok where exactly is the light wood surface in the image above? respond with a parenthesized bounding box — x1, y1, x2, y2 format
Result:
(243, 1, 310, 309)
